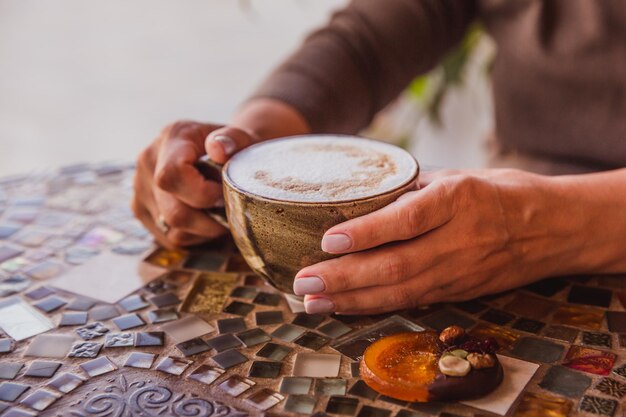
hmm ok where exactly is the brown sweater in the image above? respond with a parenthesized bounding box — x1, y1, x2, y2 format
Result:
(253, 0, 626, 171)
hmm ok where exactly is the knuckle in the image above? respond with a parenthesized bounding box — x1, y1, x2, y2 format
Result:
(389, 285, 413, 308)
(154, 165, 177, 191)
(398, 204, 421, 236)
(167, 230, 191, 247)
(378, 253, 407, 284)
(163, 204, 190, 229)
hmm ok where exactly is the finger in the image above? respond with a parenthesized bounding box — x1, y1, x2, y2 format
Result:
(320, 181, 455, 254)
(205, 126, 260, 164)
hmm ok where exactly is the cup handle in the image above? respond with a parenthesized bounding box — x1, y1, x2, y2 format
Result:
(194, 155, 230, 229)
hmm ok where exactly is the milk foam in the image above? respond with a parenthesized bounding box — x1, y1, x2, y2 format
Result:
(226, 136, 418, 202)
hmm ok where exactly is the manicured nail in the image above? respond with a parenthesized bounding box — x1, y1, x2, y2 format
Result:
(305, 298, 335, 314)
(321, 233, 352, 253)
(212, 135, 237, 156)
(293, 276, 325, 295)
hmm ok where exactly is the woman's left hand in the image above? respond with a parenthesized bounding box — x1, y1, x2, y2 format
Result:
(293, 168, 565, 315)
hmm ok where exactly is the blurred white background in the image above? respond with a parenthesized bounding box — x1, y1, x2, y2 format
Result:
(0, 0, 491, 177)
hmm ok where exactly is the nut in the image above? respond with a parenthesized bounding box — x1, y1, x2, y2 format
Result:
(438, 355, 471, 377)
(439, 325, 466, 345)
(466, 352, 496, 369)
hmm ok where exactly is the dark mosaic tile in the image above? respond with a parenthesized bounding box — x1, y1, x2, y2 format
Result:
(0, 382, 29, 402)
(33, 296, 67, 313)
(579, 395, 617, 416)
(619, 333, 626, 348)
(118, 294, 149, 312)
(280, 377, 312, 395)
(271, 324, 306, 342)
(256, 343, 291, 361)
(419, 309, 475, 332)
(112, 313, 145, 331)
(212, 349, 247, 369)
(348, 380, 378, 400)
(230, 286, 259, 300)
(357, 405, 392, 417)
(318, 319, 352, 339)
(292, 313, 326, 329)
(0, 363, 23, 380)
(0, 338, 13, 354)
(539, 365, 591, 398)
(245, 388, 284, 411)
(249, 361, 281, 378)
(583, 331, 612, 348)
(24, 361, 61, 378)
(512, 318, 545, 334)
(453, 300, 488, 314)
(58, 312, 88, 326)
(89, 305, 120, 321)
(182, 251, 226, 271)
(188, 364, 224, 385)
(155, 356, 192, 376)
(293, 331, 330, 350)
(176, 337, 211, 357)
(543, 325, 578, 343)
(315, 378, 347, 396)
(595, 378, 626, 399)
(407, 402, 445, 415)
(68, 342, 103, 358)
(135, 331, 164, 347)
(395, 410, 425, 417)
(253, 292, 282, 306)
(217, 375, 256, 396)
(104, 332, 135, 348)
(24, 286, 54, 300)
(510, 337, 564, 363)
(217, 317, 247, 334)
(75, 322, 109, 340)
(568, 285, 612, 308)
(378, 395, 408, 407)
(524, 278, 568, 297)
(236, 328, 271, 347)
(504, 294, 557, 320)
(224, 301, 255, 316)
(351, 362, 360, 377)
(326, 396, 359, 415)
(148, 292, 180, 308)
(255, 311, 284, 326)
(207, 334, 243, 352)
(612, 364, 626, 379)
(147, 308, 179, 324)
(606, 311, 626, 333)
(480, 308, 515, 326)
(284, 394, 316, 414)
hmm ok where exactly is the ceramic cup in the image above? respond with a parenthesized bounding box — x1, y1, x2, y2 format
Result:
(196, 136, 420, 294)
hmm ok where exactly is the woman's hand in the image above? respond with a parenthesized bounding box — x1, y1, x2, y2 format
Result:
(294, 169, 574, 315)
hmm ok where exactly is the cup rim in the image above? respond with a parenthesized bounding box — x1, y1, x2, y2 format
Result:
(222, 134, 420, 206)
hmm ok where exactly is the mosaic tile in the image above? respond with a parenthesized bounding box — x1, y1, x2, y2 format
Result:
(149, 292, 180, 308)
(89, 305, 121, 321)
(188, 365, 225, 385)
(395, 410, 425, 417)
(230, 286, 259, 300)
(579, 395, 617, 416)
(284, 394, 316, 414)
(19, 389, 60, 411)
(0, 338, 13, 354)
(0, 246, 23, 263)
(112, 313, 145, 330)
(45, 373, 85, 393)
(212, 349, 247, 369)
(318, 319, 352, 339)
(378, 395, 408, 407)
(104, 332, 135, 348)
(419, 309, 475, 332)
(552, 305, 604, 330)
(68, 341, 103, 358)
(598, 275, 626, 289)
(24, 334, 75, 358)
(218, 375, 256, 396)
(563, 345, 616, 375)
(24, 286, 54, 300)
(123, 352, 155, 369)
(177, 337, 211, 357)
(217, 317, 247, 334)
(255, 311, 284, 326)
(33, 295, 67, 313)
(24, 260, 64, 280)
(357, 405, 392, 417)
(595, 377, 626, 398)
(271, 324, 306, 342)
(144, 247, 186, 268)
(292, 353, 341, 378)
(294, 331, 330, 350)
(0, 382, 29, 402)
(453, 300, 488, 314)
(118, 294, 149, 312)
(326, 396, 359, 415)
(223, 301, 255, 316)
(504, 294, 557, 320)
(179, 272, 238, 315)
(256, 343, 292, 361)
(253, 292, 282, 306)
(315, 378, 347, 396)
(348, 379, 379, 400)
(568, 285, 612, 308)
(285, 294, 306, 313)
(510, 337, 564, 363)
(0, 297, 54, 341)
(292, 313, 326, 329)
(155, 356, 192, 376)
(135, 331, 164, 347)
(249, 361, 282, 378)
(0, 275, 31, 298)
(512, 318, 545, 334)
(332, 315, 424, 361)
(543, 325, 578, 343)
(147, 308, 179, 324)
(207, 334, 243, 352)
(606, 311, 626, 333)
(279, 377, 312, 395)
(619, 333, 626, 348)
(79, 356, 117, 377)
(160, 316, 214, 343)
(182, 251, 227, 271)
(58, 311, 88, 327)
(236, 328, 271, 347)
(0, 363, 23, 380)
(23, 361, 61, 378)
(513, 391, 571, 417)
(0, 224, 20, 239)
(245, 389, 284, 411)
(524, 278, 568, 297)
(351, 362, 360, 377)
(539, 365, 591, 398)
(480, 308, 516, 326)
(75, 322, 109, 340)
(583, 331, 612, 348)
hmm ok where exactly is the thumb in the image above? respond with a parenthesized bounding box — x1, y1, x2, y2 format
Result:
(205, 126, 260, 164)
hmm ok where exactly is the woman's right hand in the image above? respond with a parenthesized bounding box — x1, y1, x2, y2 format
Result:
(131, 120, 258, 248)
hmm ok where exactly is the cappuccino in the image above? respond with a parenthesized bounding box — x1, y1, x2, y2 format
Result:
(226, 135, 418, 202)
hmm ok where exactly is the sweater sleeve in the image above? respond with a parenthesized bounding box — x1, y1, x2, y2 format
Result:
(250, 0, 477, 134)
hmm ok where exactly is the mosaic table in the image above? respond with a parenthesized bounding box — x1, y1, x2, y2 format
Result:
(0, 163, 625, 417)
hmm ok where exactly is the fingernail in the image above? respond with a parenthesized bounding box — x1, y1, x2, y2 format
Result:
(212, 135, 237, 156)
(305, 298, 335, 314)
(293, 276, 325, 295)
(321, 233, 352, 253)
